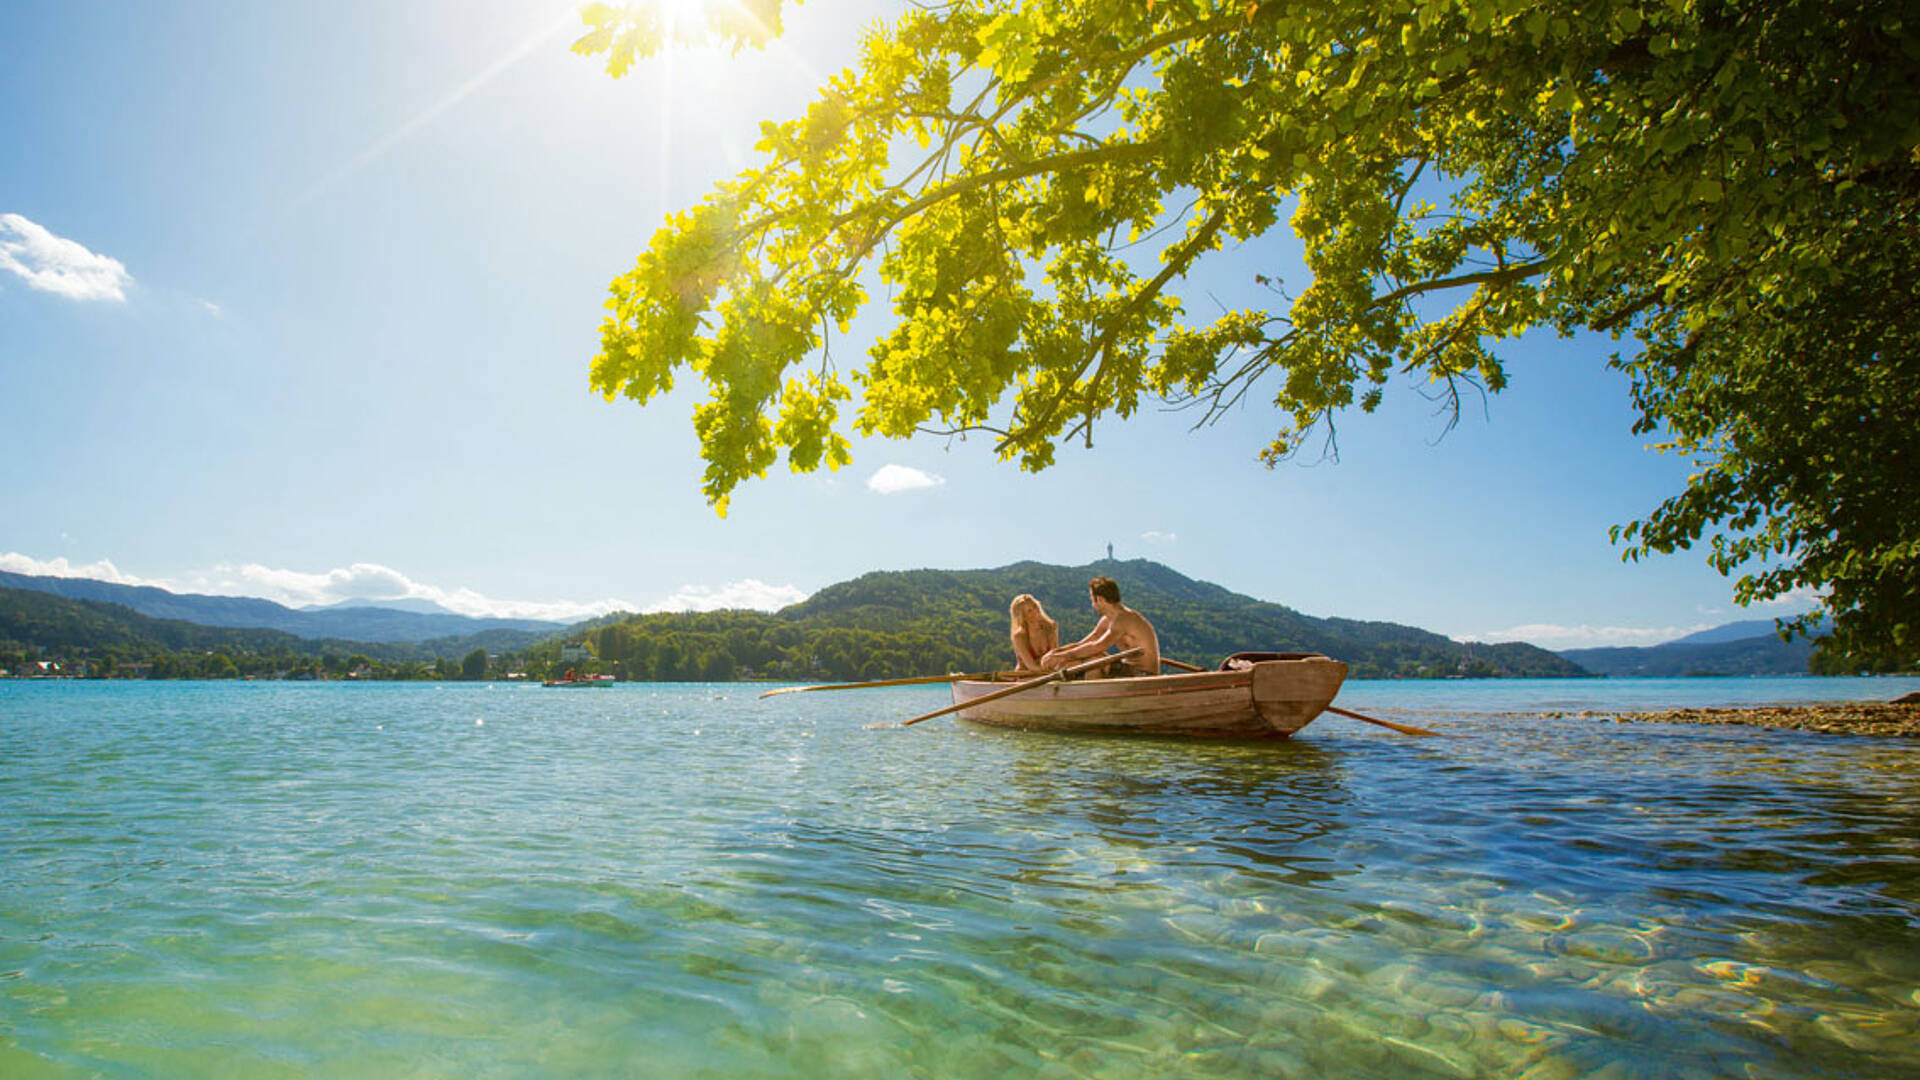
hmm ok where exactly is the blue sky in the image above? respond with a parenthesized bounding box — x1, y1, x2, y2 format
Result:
(1, 0, 1809, 649)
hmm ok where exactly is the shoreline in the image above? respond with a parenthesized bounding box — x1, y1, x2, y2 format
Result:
(1584, 702, 1920, 738)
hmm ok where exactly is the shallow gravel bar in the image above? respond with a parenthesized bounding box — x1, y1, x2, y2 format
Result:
(1587, 702, 1920, 737)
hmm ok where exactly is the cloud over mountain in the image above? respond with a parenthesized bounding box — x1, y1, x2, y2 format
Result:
(0, 553, 156, 586)
(642, 579, 809, 614)
(2, 551, 808, 625)
(1466, 622, 1714, 650)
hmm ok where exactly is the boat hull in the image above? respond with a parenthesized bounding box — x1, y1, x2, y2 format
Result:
(949, 655, 1348, 738)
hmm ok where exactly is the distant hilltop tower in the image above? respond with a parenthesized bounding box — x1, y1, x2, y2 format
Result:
(1106, 542, 1114, 561)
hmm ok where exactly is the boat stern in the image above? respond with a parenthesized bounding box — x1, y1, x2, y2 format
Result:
(1251, 655, 1349, 735)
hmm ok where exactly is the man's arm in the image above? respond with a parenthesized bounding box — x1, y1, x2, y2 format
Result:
(1044, 617, 1112, 665)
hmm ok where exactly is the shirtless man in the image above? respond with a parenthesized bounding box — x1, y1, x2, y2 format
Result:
(1040, 576, 1160, 677)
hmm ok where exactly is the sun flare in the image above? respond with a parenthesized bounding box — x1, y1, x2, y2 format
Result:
(654, 0, 717, 34)
(617, 0, 785, 56)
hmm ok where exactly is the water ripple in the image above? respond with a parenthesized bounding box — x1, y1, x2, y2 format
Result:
(2, 681, 1917, 1077)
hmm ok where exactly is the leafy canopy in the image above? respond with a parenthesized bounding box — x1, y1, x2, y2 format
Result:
(577, 0, 1919, 668)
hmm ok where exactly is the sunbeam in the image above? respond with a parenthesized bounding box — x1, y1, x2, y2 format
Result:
(292, 7, 579, 208)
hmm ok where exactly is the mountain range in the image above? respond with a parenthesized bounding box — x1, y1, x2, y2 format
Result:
(0, 585, 559, 668)
(301, 596, 471, 616)
(1, 562, 1821, 678)
(1557, 616, 1822, 677)
(0, 569, 565, 643)
(578, 560, 1587, 680)
(810, 560, 1593, 678)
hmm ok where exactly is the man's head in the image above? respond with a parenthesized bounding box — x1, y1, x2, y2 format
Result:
(1088, 576, 1121, 608)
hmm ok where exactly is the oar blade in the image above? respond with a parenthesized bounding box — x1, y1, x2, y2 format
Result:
(1326, 705, 1444, 737)
(758, 670, 1005, 700)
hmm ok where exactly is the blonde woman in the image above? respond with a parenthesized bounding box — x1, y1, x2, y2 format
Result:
(1008, 593, 1059, 672)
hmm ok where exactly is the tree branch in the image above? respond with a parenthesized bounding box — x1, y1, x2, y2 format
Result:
(1001, 204, 1233, 456)
(1373, 258, 1554, 309)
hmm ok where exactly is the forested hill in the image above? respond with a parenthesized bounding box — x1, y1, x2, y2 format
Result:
(0, 586, 548, 676)
(578, 560, 1586, 681)
(1, 587, 311, 658)
(0, 569, 564, 643)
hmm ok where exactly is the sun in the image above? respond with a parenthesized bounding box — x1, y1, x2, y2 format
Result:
(654, 0, 719, 35)
(607, 0, 780, 56)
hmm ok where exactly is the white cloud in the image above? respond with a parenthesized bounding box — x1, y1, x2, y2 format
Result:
(199, 564, 807, 619)
(0, 552, 160, 586)
(1464, 622, 1718, 650)
(175, 561, 642, 622)
(430, 587, 640, 623)
(4, 551, 807, 624)
(867, 464, 945, 495)
(1141, 530, 1177, 546)
(643, 579, 809, 614)
(0, 214, 133, 302)
(202, 562, 423, 606)
(1750, 585, 1825, 609)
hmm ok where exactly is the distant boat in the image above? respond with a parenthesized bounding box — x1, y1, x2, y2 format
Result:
(544, 673, 615, 688)
(948, 653, 1347, 738)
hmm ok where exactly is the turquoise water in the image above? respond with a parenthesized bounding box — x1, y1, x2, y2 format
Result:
(3, 678, 1918, 1078)
(1338, 674, 1920, 715)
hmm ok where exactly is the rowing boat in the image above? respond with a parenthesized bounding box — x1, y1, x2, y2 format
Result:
(544, 674, 615, 688)
(947, 652, 1348, 738)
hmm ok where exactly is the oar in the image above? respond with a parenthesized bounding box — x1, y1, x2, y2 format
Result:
(1164, 656, 1441, 737)
(884, 648, 1144, 728)
(1326, 705, 1444, 738)
(759, 670, 1006, 699)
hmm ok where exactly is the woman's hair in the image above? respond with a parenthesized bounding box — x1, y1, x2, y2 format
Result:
(1010, 593, 1055, 629)
(1010, 594, 1057, 660)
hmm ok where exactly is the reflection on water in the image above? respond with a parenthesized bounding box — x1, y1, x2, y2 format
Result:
(1, 680, 1917, 1078)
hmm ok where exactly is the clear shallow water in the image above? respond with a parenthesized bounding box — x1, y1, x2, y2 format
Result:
(1340, 674, 1920, 715)
(2, 679, 1917, 1078)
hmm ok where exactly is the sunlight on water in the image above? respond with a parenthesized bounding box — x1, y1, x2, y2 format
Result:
(2, 680, 1917, 1077)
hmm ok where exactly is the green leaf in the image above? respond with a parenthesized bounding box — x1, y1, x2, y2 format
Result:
(575, 0, 1920, 667)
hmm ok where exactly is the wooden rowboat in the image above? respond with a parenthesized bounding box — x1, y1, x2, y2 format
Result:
(948, 652, 1349, 738)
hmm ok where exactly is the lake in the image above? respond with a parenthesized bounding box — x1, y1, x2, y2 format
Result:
(4, 677, 1919, 1077)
